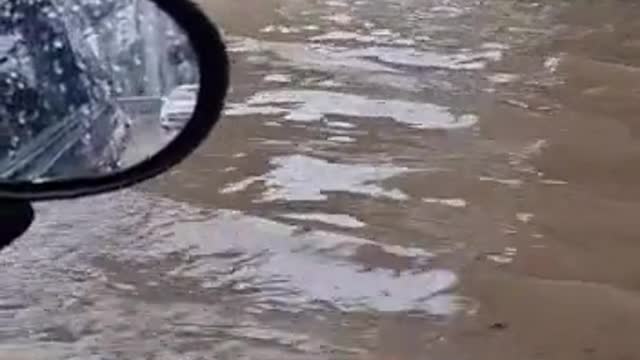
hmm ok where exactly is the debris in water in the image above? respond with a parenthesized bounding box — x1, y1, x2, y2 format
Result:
(489, 322, 509, 330)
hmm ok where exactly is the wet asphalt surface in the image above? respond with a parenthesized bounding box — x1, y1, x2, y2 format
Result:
(5, 0, 640, 359)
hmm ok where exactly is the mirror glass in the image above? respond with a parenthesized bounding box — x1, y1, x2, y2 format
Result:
(0, 0, 200, 182)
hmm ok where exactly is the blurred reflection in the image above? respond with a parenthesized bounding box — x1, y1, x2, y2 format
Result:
(0, 0, 199, 182)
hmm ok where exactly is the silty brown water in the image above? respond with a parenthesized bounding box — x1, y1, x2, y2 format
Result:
(3, 0, 640, 359)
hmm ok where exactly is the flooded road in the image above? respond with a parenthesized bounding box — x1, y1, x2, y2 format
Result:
(6, 0, 640, 358)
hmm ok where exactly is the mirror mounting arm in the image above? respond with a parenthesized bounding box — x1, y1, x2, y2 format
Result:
(0, 199, 34, 250)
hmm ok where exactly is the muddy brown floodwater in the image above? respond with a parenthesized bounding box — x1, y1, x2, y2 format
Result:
(4, 0, 640, 359)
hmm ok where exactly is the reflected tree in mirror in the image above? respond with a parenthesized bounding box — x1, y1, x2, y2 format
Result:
(0, 0, 200, 182)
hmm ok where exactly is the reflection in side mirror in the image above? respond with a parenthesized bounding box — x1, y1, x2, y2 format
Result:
(0, 0, 205, 183)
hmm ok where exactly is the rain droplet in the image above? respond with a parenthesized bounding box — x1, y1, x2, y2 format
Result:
(46, 10, 58, 19)
(53, 39, 64, 49)
(53, 61, 64, 75)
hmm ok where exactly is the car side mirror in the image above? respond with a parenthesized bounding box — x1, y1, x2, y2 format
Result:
(0, 0, 229, 201)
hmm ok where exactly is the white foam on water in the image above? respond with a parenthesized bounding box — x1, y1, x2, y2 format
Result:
(227, 37, 263, 53)
(348, 46, 502, 70)
(316, 79, 345, 88)
(260, 25, 301, 34)
(487, 254, 513, 264)
(516, 213, 534, 223)
(479, 176, 523, 188)
(117, 195, 464, 315)
(371, 29, 393, 37)
(226, 90, 478, 129)
(430, 5, 462, 13)
(225, 105, 288, 117)
(220, 176, 262, 194)
(540, 179, 568, 185)
(423, 198, 468, 208)
(227, 38, 503, 75)
(262, 155, 410, 201)
(264, 74, 293, 83)
(486, 247, 518, 265)
(324, 13, 353, 25)
(482, 42, 510, 50)
(260, 25, 276, 33)
(328, 136, 356, 143)
(488, 73, 520, 84)
(545, 55, 562, 73)
(310, 30, 417, 46)
(311, 31, 376, 42)
(279, 213, 366, 228)
(220, 154, 410, 201)
(393, 38, 417, 46)
(326, 120, 356, 129)
(326, 0, 349, 7)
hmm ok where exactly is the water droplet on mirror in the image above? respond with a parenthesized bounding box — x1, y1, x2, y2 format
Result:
(46, 10, 58, 19)
(53, 39, 64, 50)
(53, 61, 64, 75)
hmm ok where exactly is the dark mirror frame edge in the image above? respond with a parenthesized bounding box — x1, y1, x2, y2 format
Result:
(0, 0, 229, 201)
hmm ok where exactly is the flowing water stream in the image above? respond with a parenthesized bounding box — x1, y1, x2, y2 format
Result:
(4, 0, 640, 359)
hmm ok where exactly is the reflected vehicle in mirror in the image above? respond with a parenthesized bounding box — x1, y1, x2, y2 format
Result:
(0, 0, 208, 183)
(160, 84, 199, 131)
